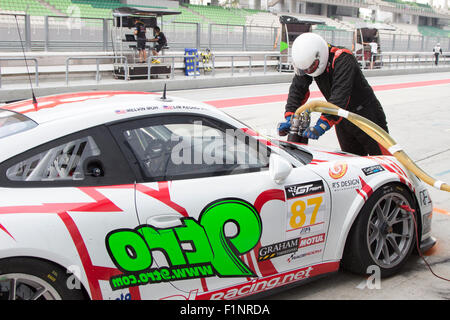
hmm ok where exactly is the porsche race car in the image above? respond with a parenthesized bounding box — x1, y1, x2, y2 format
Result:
(0, 91, 435, 300)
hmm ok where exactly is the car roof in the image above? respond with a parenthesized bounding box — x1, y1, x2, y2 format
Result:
(2, 91, 223, 124)
(0, 91, 243, 163)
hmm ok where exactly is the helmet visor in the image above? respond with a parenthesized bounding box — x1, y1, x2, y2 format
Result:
(302, 59, 320, 74)
(294, 58, 320, 76)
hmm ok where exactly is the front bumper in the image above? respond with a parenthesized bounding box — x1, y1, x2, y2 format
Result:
(419, 236, 437, 253)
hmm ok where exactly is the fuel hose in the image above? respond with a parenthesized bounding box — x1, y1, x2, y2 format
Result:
(294, 100, 450, 192)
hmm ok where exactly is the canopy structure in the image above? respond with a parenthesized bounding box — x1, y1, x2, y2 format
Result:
(112, 6, 181, 28)
(354, 21, 396, 31)
(277, 15, 325, 71)
(112, 6, 181, 55)
(112, 6, 182, 18)
(279, 15, 325, 26)
(111, 6, 180, 79)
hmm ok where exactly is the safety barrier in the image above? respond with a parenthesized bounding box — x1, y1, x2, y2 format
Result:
(263, 53, 287, 74)
(65, 55, 128, 85)
(0, 57, 38, 88)
(214, 54, 254, 76)
(146, 53, 279, 79)
(146, 55, 177, 80)
(356, 52, 450, 70)
(5, 52, 448, 88)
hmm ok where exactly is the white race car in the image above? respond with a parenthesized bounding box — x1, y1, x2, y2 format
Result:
(0, 91, 435, 300)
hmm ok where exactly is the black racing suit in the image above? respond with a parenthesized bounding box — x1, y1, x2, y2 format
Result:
(135, 22, 147, 50)
(285, 45, 389, 156)
(154, 32, 167, 52)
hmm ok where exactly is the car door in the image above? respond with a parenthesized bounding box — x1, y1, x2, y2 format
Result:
(271, 141, 333, 269)
(278, 166, 332, 269)
(109, 113, 300, 299)
(0, 125, 154, 300)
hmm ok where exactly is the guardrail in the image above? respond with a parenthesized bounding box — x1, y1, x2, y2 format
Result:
(145, 53, 272, 79)
(355, 52, 450, 70)
(146, 55, 177, 80)
(0, 57, 39, 88)
(3, 52, 448, 89)
(65, 55, 128, 85)
(213, 54, 254, 77)
(263, 53, 287, 74)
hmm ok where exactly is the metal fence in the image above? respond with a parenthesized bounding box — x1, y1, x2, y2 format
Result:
(314, 29, 354, 49)
(0, 13, 448, 52)
(378, 33, 450, 52)
(1, 52, 448, 89)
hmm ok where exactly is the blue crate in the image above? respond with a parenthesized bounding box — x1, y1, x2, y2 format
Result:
(184, 48, 200, 76)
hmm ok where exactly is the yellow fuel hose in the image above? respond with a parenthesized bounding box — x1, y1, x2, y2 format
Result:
(294, 100, 450, 192)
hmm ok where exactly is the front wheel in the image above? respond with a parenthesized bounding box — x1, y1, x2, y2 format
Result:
(0, 258, 85, 300)
(342, 183, 417, 277)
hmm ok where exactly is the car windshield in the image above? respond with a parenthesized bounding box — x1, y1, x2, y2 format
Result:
(0, 109, 37, 139)
(220, 111, 312, 165)
(273, 140, 313, 165)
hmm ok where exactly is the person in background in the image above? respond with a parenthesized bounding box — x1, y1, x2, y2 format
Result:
(278, 33, 390, 156)
(433, 43, 442, 66)
(148, 26, 167, 64)
(368, 40, 378, 69)
(134, 18, 147, 63)
(362, 39, 378, 69)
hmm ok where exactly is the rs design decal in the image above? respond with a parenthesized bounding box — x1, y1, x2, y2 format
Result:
(105, 199, 262, 290)
(331, 177, 361, 192)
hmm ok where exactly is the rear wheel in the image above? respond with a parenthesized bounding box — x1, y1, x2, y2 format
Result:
(0, 258, 85, 300)
(342, 183, 417, 277)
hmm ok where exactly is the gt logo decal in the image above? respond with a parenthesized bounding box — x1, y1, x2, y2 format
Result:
(289, 196, 323, 230)
(105, 198, 262, 290)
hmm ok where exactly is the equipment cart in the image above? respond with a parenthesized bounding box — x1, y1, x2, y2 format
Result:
(112, 7, 180, 80)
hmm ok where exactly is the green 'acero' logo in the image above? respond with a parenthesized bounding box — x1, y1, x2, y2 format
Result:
(105, 198, 262, 289)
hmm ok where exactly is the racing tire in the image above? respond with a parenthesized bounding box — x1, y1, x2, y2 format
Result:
(341, 183, 417, 278)
(0, 257, 86, 300)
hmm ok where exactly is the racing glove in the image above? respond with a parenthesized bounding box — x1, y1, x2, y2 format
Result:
(303, 118, 331, 140)
(277, 116, 292, 136)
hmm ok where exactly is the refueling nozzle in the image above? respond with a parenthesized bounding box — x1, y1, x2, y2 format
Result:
(287, 111, 310, 144)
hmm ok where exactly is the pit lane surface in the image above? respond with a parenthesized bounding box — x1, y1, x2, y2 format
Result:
(169, 72, 450, 300)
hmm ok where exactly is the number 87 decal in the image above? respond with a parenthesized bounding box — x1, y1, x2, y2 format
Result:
(289, 196, 323, 230)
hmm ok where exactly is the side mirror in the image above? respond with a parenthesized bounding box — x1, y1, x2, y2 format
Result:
(269, 153, 292, 184)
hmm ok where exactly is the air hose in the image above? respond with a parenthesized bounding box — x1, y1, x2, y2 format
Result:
(293, 100, 450, 193)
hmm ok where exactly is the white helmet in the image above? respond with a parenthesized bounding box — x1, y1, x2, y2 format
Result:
(291, 33, 329, 77)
